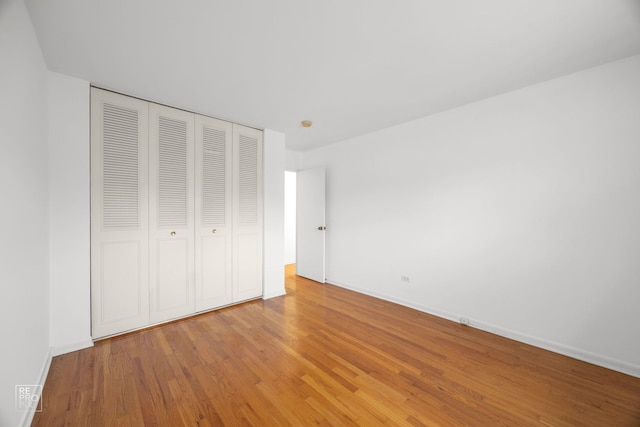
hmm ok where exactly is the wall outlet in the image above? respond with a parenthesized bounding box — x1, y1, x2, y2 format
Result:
(460, 317, 470, 326)
(400, 275, 410, 283)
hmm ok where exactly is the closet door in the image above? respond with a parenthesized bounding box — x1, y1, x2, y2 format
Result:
(91, 88, 149, 338)
(148, 104, 195, 323)
(195, 116, 233, 311)
(232, 124, 263, 301)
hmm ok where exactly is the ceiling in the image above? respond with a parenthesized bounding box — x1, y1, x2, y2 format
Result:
(25, 0, 640, 151)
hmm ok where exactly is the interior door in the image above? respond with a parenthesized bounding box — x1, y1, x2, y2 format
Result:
(194, 115, 233, 311)
(296, 168, 326, 282)
(232, 124, 263, 302)
(90, 88, 150, 338)
(148, 104, 195, 323)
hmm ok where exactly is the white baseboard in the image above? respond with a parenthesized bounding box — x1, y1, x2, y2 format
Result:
(51, 337, 94, 357)
(20, 347, 53, 427)
(19, 339, 94, 426)
(326, 277, 640, 379)
(263, 289, 287, 300)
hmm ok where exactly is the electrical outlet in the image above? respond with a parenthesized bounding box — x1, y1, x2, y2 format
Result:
(400, 275, 410, 283)
(460, 317, 470, 326)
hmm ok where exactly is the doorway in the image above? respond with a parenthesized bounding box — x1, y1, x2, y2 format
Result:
(293, 168, 326, 283)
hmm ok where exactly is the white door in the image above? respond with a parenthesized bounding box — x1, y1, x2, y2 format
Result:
(148, 104, 195, 323)
(296, 168, 326, 282)
(232, 124, 263, 301)
(194, 115, 233, 311)
(91, 88, 150, 338)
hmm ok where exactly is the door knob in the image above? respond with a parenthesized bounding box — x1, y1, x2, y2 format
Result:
(212, 229, 217, 234)
(170, 231, 176, 236)
(317, 226, 326, 231)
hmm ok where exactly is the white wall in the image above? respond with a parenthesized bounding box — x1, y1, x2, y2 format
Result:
(48, 71, 92, 356)
(0, 1, 51, 425)
(284, 171, 297, 264)
(301, 55, 640, 377)
(262, 129, 287, 299)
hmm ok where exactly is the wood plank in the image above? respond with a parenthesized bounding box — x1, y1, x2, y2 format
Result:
(32, 264, 640, 426)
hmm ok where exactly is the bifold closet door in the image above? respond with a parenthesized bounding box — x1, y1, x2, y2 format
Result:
(148, 104, 195, 323)
(195, 116, 233, 311)
(232, 124, 263, 301)
(91, 88, 150, 339)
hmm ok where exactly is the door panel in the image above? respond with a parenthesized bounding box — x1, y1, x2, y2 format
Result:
(91, 88, 150, 338)
(296, 168, 326, 283)
(101, 241, 145, 324)
(199, 235, 229, 302)
(232, 124, 263, 301)
(236, 232, 260, 295)
(149, 104, 195, 323)
(154, 237, 190, 310)
(195, 116, 233, 310)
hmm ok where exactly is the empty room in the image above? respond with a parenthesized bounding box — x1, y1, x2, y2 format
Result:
(1, 0, 640, 426)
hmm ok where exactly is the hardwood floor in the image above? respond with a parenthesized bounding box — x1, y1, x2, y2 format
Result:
(33, 265, 640, 426)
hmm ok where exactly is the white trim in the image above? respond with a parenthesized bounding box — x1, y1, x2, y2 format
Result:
(326, 277, 640, 379)
(51, 338, 94, 357)
(262, 290, 287, 300)
(19, 347, 53, 427)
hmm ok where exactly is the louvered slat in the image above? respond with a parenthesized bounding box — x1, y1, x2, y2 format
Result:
(158, 116, 188, 227)
(202, 127, 226, 226)
(103, 103, 139, 229)
(238, 135, 258, 225)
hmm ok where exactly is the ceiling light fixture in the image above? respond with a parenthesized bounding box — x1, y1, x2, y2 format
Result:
(301, 120, 312, 128)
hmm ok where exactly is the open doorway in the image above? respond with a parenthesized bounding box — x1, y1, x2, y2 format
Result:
(285, 168, 326, 283)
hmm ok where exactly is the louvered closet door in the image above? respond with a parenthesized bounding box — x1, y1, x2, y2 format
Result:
(148, 104, 195, 323)
(232, 124, 263, 301)
(91, 88, 150, 339)
(195, 116, 233, 311)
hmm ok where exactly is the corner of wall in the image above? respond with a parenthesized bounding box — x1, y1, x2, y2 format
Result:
(47, 72, 92, 351)
(51, 338, 94, 357)
(262, 129, 286, 299)
(18, 347, 53, 427)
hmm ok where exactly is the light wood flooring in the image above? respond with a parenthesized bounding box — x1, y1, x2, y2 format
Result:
(33, 264, 640, 426)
